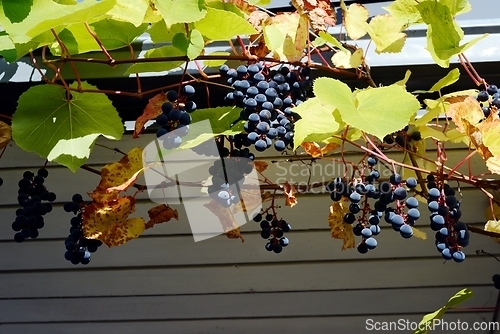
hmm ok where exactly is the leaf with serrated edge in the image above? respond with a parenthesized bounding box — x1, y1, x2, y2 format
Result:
(12, 82, 123, 171)
(414, 289, 473, 334)
(364, 14, 406, 53)
(292, 97, 340, 150)
(195, 7, 257, 41)
(155, 0, 207, 28)
(0, 0, 116, 44)
(91, 20, 148, 51)
(383, 0, 422, 25)
(340, 0, 368, 40)
(108, 0, 149, 27)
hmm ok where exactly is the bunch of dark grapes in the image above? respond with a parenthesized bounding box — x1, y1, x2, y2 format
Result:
(476, 84, 500, 118)
(207, 148, 255, 208)
(63, 194, 103, 265)
(326, 157, 420, 254)
(156, 85, 197, 149)
(425, 175, 467, 262)
(252, 212, 291, 253)
(12, 169, 56, 242)
(383, 126, 422, 149)
(219, 63, 312, 152)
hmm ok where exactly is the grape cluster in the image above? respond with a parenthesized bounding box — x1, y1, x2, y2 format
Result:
(207, 148, 255, 208)
(156, 86, 197, 149)
(425, 175, 468, 262)
(326, 157, 420, 254)
(476, 84, 500, 118)
(220, 63, 312, 152)
(63, 194, 103, 265)
(383, 126, 422, 149)
(12, 169, 56, 242)
(252, 212, 291, 253)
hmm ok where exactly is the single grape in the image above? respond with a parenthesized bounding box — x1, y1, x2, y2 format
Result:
(365, 237, 377, 250)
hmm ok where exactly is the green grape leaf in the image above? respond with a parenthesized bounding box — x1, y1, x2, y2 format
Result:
(417, 1, 488, 66)
(147, 21, 187, 44)
(440, 0, 471, 16)
(317, 31, 347, 51)
(107, 0, 149, 27)
(195, 7, 257, 41)
(248, 0, 271, 5)
(411, 98, 448, 127)
(2, 0, 33, 23)
(206, 0, 244, 17)
(314, 77, 356, 113)
(190, 106, 242, 134)
(395, 70, 411, 86)
(383, 0, 422, 25)
(154, 0, 206, 28)
(53, 0, 78, 4)
(91, 20, 148, 50)
(47, 133, 100, 169)
(50, 24, 97, 55)
(429, 68, 460, 92)
(203, 51, 230, 67)
(0, 0, 116, 44)
(0, 33, 16, 61)
(263, 24, 284, 51)
(12, 82, 123, 172)
(414, 288, 473, 334)
(125, 45, 186, 74)
(292, 97, 340, 150)
(172, 29, 204, 60)
(364, 14, 406, 53)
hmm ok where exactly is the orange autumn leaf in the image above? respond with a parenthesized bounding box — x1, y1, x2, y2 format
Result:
(145, 204, 179, 229)
(463, 119, 493, 160)
(447, 96, 483, 133)
(328, 197, 355, 250)
(89, 147, 144, 202)
(254, 160, 268, 172)
(302, 141, 340, 158)
(106, 168, 144, 193)
(204, 199, 244, 242)
(82, 195, 145, 247)
(283, 181, 298, 207)
(227, 0, 256, 14)
(0, 121, 11, 149)
(133, 92, 167, 138)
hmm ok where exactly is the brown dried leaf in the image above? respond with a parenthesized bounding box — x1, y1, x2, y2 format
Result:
(145, 204, 179, 229)
(89, 147, 144, 202)
(82, 195, 145, 247)
(292, 0, 335, 31)
(254, 160, 268, 172)
(463, 119, 493, 160)
(133, 92, 167, 138)
(447, 96, 483, 133)
(328, 197, 355, 250)
(283, 181, 298, 207)
(227, 0, 256, 14)
(249, 35, 271, 58)
(106, 168, 144, 194)
(302, 141, 340, 157)
(0, 121, 11, 149)
(486, 156, 500, 175)
(204, 199, 244, 242)
(248, 11, 271, 33)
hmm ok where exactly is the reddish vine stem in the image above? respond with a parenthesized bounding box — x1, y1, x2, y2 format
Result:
(128, 44, 142, 95)
(84, 22, 114, 64)
(0, 114, 12, 121)
(50, 29, 82, 92)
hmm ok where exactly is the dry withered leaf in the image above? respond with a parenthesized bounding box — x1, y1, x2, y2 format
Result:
(145, 204, 179, 229)
(204, 199, 244, 242)
(328, 197, 355, 250)
(89, 147, 144, 202)
(0, 121, 11, 149)
(302, 141, 340, 158)
(292, 0, 335, 31)
(106, 168, 144, 194)
(446, 96, 483, 133)
(248, 11, 271, 33)
(283, 181, 298, 207)
(227, 0, 256, 14)
(254, 160, 268, 172)
(82, 195, 145, 247)
(463, 119, 492, 160)
(133, 92, 167, 138)
(269, 13, 308, 62)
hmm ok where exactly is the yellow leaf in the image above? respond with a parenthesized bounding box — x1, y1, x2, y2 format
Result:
(302, 141, 340, 157)
(270, 12, 308, 62)
(82, 195, 145, 247)
(0, 121, 11, 149)
(328, 197, 355, 250)
(331, 48, 363, 69)
(412, 227, 427, 240)
(340, 0, 369, 40)
(364, 14, 406, 53)
(446, 96, 483, 133)
(89, 147, 144, 202)
(485, 220, 500, 234)
(204, 51, 231, 67)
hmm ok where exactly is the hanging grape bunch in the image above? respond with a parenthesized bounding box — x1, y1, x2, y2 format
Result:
(326, 156, 421, 254)
(12, 168, 56, 242)
(63, 194, 103, 265)
(220, 62, 312, 152)
(476, 84, 500, 118)
(156, 85, 197, 149)
(252, 212, 291, 253)
(383, 125, 422, 150)
(425, 175, 468, 262)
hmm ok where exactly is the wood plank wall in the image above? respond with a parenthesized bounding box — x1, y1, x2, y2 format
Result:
(0, 134, 499, 334)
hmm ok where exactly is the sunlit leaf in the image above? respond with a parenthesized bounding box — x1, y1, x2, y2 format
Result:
(82, 195, 145, 247)
(12, 82, 123, 172)
(383, 0, 422, 25)
(89, 147, 144, 202)
(283, 181, 297, 207)
(446, 96, 483, 133)
(2, 0, 33, 23)
(339, 0, 368, 40)
(91, 19, 148, 50)
(364, 14, 406, 53)
(203, 51, 230, 67)
(429, 68, 460, 92)
(154, 0, 207, 28)
(107, 0, 149, 27)
(263, 24, 284, 51)
(125, 45, 186, 74)
(301, 141, 340, 158)
(331, 48, 363, 69)
(195, 7, 257, 41)
(172, 29, 204, 60)
(268, 12, 308, 62)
